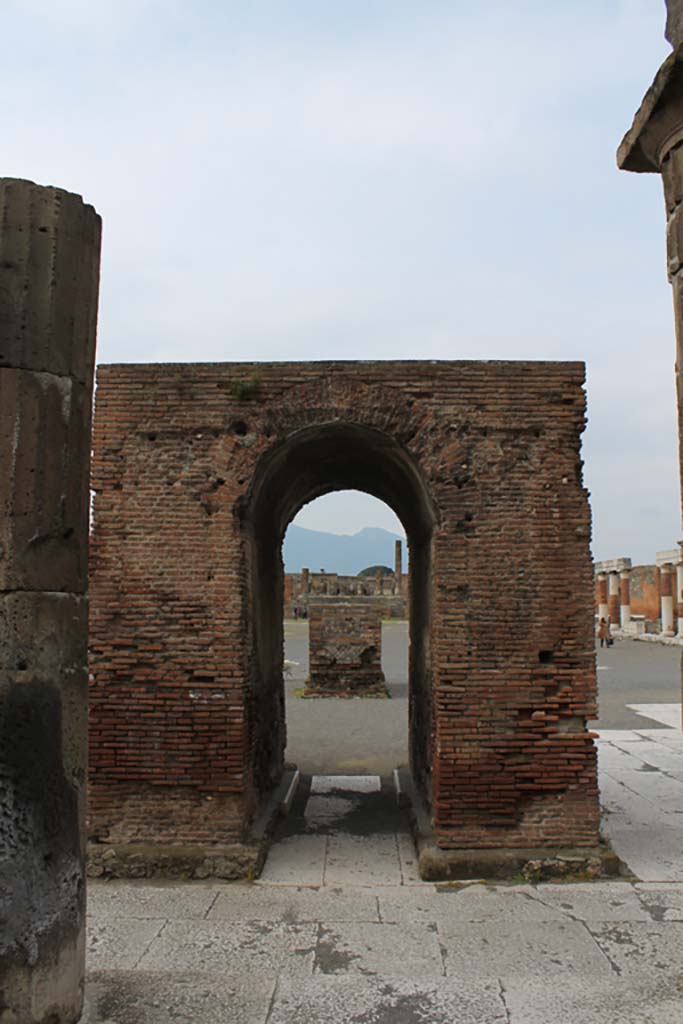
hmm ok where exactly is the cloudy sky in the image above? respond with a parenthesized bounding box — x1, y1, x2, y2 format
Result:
(4, 1, 677, 561)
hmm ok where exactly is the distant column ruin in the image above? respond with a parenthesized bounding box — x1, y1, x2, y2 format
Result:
(596, 572, 609, 622)
(394, 539, 403, 595)
(607, 571, 620, 627)
(0, 179, 101, 1023)
(620, 566, 632, 627)
(657, 554, 677, 636)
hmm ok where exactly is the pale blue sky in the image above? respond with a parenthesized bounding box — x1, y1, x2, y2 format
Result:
(3, 1, 677, 561)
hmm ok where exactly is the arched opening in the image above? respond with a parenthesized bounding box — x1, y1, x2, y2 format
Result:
(247, 422, 437, 811)
(282, 490, 408, 773)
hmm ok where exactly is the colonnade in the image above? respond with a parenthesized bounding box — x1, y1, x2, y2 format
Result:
(595, 557, 633, 629)
(595, 545, 683, 639)
(655, 547, 683, 636)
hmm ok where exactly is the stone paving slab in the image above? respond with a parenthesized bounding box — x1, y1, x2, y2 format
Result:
(606, 770, 683, 812)
(439, 920, 612, 979)
(258, 835, 327, 886)
(501, 975, 683, 1024)
(137, 920, 318, 977)
(600, 773, 680, 830)
(310, 774, 381, 793)
(601, 774, 672, 823)
(313, 921, 445, 977)
(635, 883, 683, 920)
(87, 882, 218, 920)
(81, 971, 275, 1024)
(87, 917, 165, 971)
(304, 794, 357, 822)
(588, 921, 683, 976)
(597, 730, 646, 743)
(605, 827, 683, 882)
(597, 744, 654, 771)
(324, 833, 403, 886)
(208, 884, 380, 923)
(378, 884, 564, 925)
(268, 975, 508, 1024)
(627, 704, 682, 729)
(607, 740, 683, 772)
(531, 882, 653, 921)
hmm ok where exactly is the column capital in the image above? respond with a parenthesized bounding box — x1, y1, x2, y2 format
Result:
(618, 47, 683, 172)
(667, 1, 683, 48)
(657, 549, 679, 568)
(595, 557, 632, 574)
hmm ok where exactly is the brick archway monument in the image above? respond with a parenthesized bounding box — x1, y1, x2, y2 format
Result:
(89, 360, 601, 878)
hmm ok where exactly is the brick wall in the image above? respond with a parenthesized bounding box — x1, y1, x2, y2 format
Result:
(307, 598, 385, 695)
(89, 360, 599, 853)
(630, 564, 661, 621)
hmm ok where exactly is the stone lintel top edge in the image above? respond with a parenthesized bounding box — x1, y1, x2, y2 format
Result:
(0, 175, 101, 218)
(618, 46, 683, 172)
(95, 359, 586, 374)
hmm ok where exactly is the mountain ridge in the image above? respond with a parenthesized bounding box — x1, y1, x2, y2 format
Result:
(283, 524, 405, 576)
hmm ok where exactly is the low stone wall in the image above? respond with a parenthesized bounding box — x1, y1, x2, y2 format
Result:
(306, 598, 387, 696)
(629, 565, 661, 621)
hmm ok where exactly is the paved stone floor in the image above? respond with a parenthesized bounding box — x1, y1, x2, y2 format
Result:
(84, 713, 683, 1024)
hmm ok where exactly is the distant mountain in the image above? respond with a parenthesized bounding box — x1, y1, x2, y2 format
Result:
(283, 525, 405, 577)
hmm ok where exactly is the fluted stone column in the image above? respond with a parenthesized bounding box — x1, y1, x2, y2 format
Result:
(0, 180, 101, 1022)
(620, 568, 632, 627)
(619, 21, 683, 562)
(596, 572, 609, 623)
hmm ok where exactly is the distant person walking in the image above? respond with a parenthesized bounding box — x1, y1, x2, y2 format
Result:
(598, 617, 610, 648)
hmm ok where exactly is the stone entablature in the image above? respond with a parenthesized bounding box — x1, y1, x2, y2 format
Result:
(594, 558, 632, 574)
(306, 598, 387, 696)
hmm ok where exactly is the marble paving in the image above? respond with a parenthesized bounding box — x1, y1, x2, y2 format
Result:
(83, 719, 683, 1023)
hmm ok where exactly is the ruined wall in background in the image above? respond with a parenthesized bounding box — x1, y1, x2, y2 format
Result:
(0, 179, 101, 1023)
(307, 598, 386, 695)
(285, 569, 406, 619)
(629, 565, 661, 622)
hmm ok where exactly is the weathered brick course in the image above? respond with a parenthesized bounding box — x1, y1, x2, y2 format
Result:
(89, 360, 599, 858)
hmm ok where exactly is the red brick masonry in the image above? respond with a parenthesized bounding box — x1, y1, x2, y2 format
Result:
(89, 361, 599, 853)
